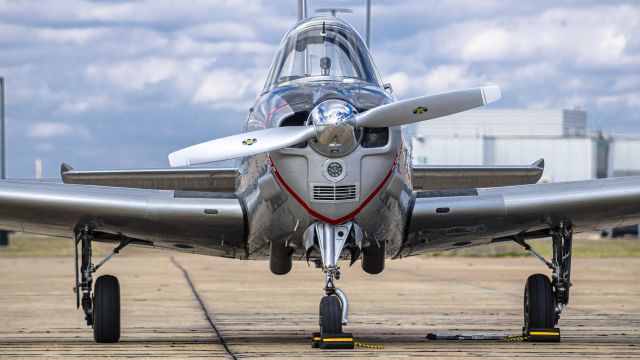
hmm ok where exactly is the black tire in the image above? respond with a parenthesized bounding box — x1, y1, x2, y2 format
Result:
(319, 296, 342, 335)
(362, 240, 385, 274)
(524, 274, 555, 333)
(93, 275, 121, 343)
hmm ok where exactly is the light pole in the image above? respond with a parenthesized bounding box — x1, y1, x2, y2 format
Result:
(1, 77, 5, 179)
(0, 77, 8, 246)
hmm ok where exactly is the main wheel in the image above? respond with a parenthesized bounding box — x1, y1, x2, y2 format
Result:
(93, 275, 121, 343)
(319, 296, 342, 335)
(524, 274, 555, 334)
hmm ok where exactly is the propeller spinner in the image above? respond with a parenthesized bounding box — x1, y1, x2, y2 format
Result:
(308, 99, 361, 157)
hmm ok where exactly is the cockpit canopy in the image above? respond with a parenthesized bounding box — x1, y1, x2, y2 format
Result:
(263, 17, 382, 93)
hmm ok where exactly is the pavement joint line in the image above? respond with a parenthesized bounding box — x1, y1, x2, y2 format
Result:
(170, 256, 238, 360)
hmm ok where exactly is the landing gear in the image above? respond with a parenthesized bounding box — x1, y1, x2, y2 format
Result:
(514, 223, 572, 342)
(76, 226, 94, 326)
(305, 222, 360, 349)
(551, 225, 572, 317)
(74, 226, 130, 343)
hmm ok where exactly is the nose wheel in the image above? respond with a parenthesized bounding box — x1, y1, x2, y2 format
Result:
(319, 296, 342, 335)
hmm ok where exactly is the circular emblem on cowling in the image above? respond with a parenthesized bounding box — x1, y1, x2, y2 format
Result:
(412, 106, 428, 115)
(326, 162, 343, 178)
(242, 138, 257, 146)
(322, 159, 347, 182)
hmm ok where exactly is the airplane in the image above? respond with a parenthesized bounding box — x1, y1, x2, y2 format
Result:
(2, 3, 640, 349)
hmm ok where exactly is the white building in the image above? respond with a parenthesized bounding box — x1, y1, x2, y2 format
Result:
(412, 109, 610, 182)
(609, 137, 640, 177)
(417, 109, 587, 138)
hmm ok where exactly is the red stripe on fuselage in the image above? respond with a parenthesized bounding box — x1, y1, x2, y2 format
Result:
(264, 102, 289, 128)
(268, 155, 399, 225)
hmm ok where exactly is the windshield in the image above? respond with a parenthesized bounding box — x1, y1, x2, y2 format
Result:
(264, 22, 380, 91)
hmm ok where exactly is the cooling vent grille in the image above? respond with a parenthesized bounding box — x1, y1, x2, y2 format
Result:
(311, 183, 359, 202)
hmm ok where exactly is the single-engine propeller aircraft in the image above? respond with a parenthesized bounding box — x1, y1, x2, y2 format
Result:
(2, 3, 640, 349)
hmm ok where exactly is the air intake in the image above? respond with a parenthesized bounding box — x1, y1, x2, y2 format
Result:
(312, 183, 359, 202)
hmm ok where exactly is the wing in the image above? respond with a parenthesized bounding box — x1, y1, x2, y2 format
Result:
(404, 176, 640, 254)
(61, 163, 237, 192)
(0, 180, 246, 257)
(411, 159, 544, 190)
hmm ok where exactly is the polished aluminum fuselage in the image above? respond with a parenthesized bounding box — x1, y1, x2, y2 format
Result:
(237, 82, 413, 260)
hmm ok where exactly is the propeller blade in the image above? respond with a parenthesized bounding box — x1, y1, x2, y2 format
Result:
(355, 85, 501, 128)
(168, 126, 316, 167)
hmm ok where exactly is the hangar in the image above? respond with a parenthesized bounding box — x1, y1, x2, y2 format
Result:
(411, 109, 637, 183)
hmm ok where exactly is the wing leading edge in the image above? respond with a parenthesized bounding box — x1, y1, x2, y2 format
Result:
(411, 159, 544, 190)
(61, 163, 237, 192)
(404, 176, 640, 255)
(0, 180, 246, 257)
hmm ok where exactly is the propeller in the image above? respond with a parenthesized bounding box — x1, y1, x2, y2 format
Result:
(168, 126, 316, 167)
(355, 85, 500, 128)
(168, 85, 500, 167)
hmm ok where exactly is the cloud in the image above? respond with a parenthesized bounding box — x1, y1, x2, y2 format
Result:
(597, 93, 640, 109)
(27, 122, 89, 139)
(1, 0, 639, 179)
(34, 143, 54, 152)
(374, 1, 639, 132)
(57, 95, 109, 114)
(85, 57, 198, 91)
(433, 5, 640, 69)
(184, 22, 256, 40)
(386, 65, 486, 97)
(0, 0, 289, 34)
(37, 27, 108, 44)
(192, 69, 262, 110)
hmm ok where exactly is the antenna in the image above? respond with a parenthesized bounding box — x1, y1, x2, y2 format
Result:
(297, 0, 307, 20)
(365, 0, 372, 48)
(315, 2, 372, 49)
(315, 8, 353, 17)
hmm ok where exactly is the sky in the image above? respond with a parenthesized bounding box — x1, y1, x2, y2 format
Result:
(0, 0, 639, 179)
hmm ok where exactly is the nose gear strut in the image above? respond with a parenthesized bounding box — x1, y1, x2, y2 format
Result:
(304, 221, 361, 349)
